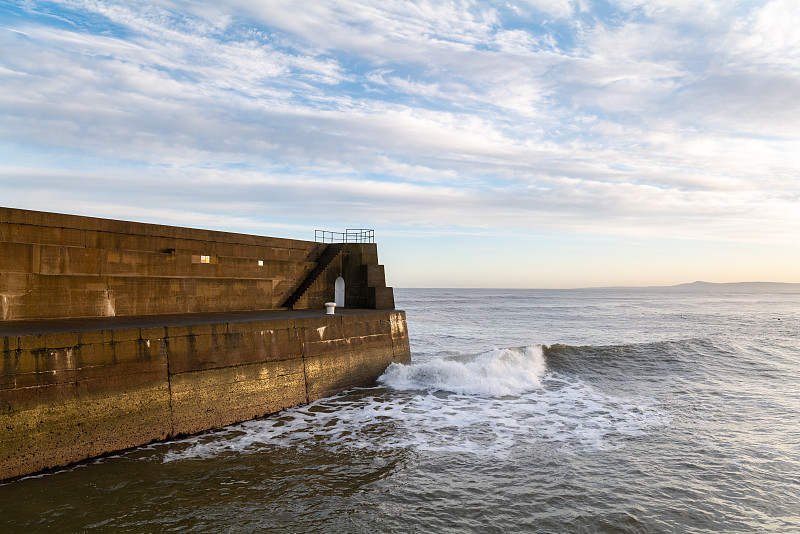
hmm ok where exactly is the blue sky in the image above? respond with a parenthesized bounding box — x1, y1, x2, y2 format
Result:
(1, 0, 799, 288)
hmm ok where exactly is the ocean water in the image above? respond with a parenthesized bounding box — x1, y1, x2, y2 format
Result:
(2, 287, 799, 533)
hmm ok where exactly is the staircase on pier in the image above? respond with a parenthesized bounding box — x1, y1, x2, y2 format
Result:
(280, 244, 344, 309)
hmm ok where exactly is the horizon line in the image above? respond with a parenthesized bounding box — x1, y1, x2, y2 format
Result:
(394, 281, 800, 290)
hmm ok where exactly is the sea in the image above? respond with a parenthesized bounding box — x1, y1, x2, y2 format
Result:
(1, 287, 799, 533)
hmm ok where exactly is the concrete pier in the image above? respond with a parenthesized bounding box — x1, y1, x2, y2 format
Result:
(0, 208, 410, 480)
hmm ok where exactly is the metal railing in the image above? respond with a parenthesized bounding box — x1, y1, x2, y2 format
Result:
(315, 229, 375, 243)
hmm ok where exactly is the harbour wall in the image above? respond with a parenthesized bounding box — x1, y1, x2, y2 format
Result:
(0, 207, 395, 320)
(0, 207, 409, 481)
(1, 309, 410, 481)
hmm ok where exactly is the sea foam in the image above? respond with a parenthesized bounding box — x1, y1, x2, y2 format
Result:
(157, 344, 669, 462)
(378, 345, 546, 396)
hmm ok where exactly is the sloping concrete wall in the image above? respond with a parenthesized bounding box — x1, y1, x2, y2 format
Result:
(0, 207, 326, 320)
(0, 310, 410, 481)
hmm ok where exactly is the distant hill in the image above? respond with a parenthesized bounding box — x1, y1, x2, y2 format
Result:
(660, 281, 800, 293)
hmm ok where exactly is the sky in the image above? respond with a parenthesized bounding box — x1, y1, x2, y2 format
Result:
(1, 0, 799, 288)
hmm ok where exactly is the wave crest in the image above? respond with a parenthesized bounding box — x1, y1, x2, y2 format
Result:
(378, 346, 546, 396)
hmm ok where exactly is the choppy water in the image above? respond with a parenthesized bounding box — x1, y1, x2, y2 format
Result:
(2, 287, 799, 533)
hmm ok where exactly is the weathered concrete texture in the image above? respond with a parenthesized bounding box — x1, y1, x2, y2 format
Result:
(0, 207, 323, 320)
(0, 329, 172, 480)
(304, 314, 395, 400)
(0, 310, 410, 481)
(1, 207, 396, 319)
(170, 359, 308, 436)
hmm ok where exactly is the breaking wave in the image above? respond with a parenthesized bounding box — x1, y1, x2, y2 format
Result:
(157, 343, 669, 462)
(378, 345, 546, 396)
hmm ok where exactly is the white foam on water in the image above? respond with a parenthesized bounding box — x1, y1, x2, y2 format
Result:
(159, 346, 670, 463)
(378, 346, 547, 396)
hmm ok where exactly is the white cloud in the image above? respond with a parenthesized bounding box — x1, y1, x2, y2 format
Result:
(728, 0, 800, 69)
(515, 0, 581, 19)
(609, 0, 723, 22)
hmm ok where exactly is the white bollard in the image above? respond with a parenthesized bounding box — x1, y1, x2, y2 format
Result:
(325, 302, 336, 315)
